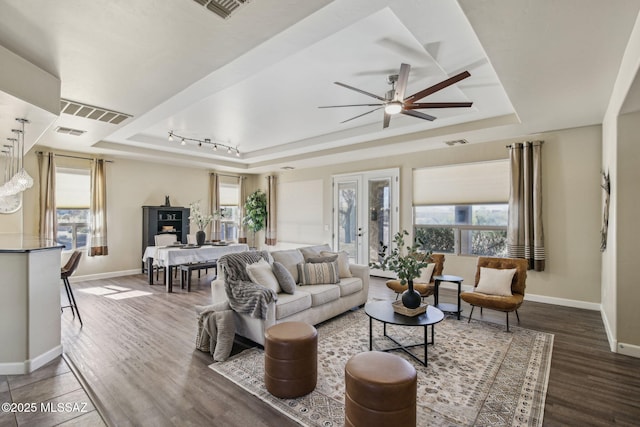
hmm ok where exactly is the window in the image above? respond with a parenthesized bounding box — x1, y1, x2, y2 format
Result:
(219, 180, 240, 241)
(412, 160, 510, 257)
(56, 168, 90, 251)
(414, 204, 508, 256)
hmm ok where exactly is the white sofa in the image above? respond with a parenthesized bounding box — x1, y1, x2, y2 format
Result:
(211, 244, 370, 345)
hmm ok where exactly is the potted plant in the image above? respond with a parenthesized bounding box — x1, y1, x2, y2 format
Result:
(243, 189, 267, 248)
(369, 230, 431, 309)
(188, 201, 218, 245)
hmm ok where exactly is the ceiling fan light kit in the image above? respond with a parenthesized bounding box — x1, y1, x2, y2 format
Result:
(320, 63, 473, 129)
(168, 131, 240, 157)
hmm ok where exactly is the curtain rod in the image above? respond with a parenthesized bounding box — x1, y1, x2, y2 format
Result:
(36, 151, 114, 163)
(210, 172, 243, 179)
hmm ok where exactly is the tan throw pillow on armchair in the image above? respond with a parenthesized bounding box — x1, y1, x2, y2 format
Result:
(415, 263, 435, 284)
(475, 267, 516, 296)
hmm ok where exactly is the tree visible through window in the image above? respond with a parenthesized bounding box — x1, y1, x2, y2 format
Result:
(56, 168, 90, 250)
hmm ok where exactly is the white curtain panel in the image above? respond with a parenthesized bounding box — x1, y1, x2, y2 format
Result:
(37, 151, 57, 241)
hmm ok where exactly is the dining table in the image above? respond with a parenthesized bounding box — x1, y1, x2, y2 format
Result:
(142, 243, 249, 292)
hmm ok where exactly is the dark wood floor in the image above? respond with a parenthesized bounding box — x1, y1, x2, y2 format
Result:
(41, 273, 640, 426)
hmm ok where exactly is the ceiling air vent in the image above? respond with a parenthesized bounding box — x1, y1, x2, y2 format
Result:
(444, 139, 469, 146)
(60, 99, 132, 125)
(192, 0, 250, 19)
(55, 126, 86, 136)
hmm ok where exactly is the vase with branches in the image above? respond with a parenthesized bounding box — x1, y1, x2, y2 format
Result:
(369, 230, 431, 309)
(188, 201, 218, 245)
(243, 189, 267, 248)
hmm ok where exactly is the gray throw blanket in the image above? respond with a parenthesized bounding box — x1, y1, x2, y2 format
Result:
(195, 301, 235, 362)
(218, 251, 277, 319)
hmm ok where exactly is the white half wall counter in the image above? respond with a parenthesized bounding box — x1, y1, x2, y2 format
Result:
(0, 234, 63, 374)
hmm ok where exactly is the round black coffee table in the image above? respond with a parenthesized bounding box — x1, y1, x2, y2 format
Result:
(364, 300, 444, 366)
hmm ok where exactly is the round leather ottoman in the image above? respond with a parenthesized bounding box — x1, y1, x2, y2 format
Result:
(345, 351, 417, 427)
(264, 321, 317, 398)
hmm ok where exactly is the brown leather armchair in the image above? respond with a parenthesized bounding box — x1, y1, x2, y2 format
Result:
(385, 253, 445, 300)
(460, 256, 528, 331)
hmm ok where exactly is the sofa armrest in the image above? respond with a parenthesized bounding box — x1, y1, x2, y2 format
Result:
(349, 263, 370, 296)
(211, 278, 228, 305)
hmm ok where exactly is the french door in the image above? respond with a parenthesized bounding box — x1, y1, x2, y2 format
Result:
(333, 168, 399, 277)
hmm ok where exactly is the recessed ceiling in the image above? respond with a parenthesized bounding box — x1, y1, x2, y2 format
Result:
(1, 0, 639, 173)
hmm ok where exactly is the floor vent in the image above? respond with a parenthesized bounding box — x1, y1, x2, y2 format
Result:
(60, 99, 132, 125)
(444, 139, 469, 146)
(192, 0, 250, 19)
(55, 126, 87, 136)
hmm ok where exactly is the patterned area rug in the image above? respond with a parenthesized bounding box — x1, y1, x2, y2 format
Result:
(210, 308, 553, 426)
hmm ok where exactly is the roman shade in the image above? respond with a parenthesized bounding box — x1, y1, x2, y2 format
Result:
(413, 160, 509, 205)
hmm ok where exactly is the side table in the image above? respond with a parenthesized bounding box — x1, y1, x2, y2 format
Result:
(433, 275, 464, 320)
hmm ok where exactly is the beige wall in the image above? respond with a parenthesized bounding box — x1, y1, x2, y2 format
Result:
(601, 12, 640, 353)
(0, 124, 602, 308)
(2, 149, 256, 278)
(272, 125, 602, 306)
(616, 111, 640, 348)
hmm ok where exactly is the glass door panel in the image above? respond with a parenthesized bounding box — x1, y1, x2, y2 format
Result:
(367, 178, 391, 266)
(336, 180, 359, 262)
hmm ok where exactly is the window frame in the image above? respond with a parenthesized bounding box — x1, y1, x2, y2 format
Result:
(413, 203, 508, 257)
(55, 167, 91, 252)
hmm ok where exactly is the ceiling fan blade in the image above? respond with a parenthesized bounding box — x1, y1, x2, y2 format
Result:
(405, 102, 473, 109)
(394, 63, 411, 101)
(401, 109, 436, 121)
(404, 71, 471, 103)
(383, 112, 391, 129)
(340, 107, 383, 124)
(334, 82, 386, 101)
(318, 103, 384, 109)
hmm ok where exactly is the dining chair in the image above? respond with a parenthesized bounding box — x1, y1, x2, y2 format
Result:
(154, 234, 178, 281)
(61, 250, 83, 326)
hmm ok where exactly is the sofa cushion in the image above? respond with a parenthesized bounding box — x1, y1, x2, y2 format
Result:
(300, 284, 341, 307)
(336, 277, 363, 297)
(271, 262, 296, 294)
(246, 259, 281, 293)
(299, 244, 332, 260)
(320, 250, 352, 278)
(271, 249, 305, 283)
(298, 261, 340, 285)
(275, 291, 312, 320)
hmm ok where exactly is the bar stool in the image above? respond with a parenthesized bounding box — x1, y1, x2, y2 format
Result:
(61, 250, 83, 326)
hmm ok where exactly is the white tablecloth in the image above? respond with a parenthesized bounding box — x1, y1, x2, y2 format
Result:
(142, 243, 249, 267)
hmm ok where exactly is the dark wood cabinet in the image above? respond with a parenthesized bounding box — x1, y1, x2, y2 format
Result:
(142, 206, 190, 272)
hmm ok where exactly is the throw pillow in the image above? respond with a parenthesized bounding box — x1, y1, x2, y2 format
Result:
(213, 310, 235, 362)
(299, 244, 332, 260)
(297, 261, 340, 285)
(475, 267, 517, 296)
(246, 259, 281, 293)
(415, 263, 435, 284)
(271, 249, 305, 283)
(272, 261, 296, 294)
(306, 254, 339, 264)
(320, 250, 352, 278)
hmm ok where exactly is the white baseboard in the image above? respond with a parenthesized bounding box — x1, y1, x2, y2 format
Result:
(435, 282, 601, 311)
(0, 345, 62, 375)
(524, 293, 601, 311)
(70, 269, 141, 282)
(618, 342, 640, 358)
(601, 308, 618, 352)
(0, 361, 28, 375)
(28, 345, 63, 372)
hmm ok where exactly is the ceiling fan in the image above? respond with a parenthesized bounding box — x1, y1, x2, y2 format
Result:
(319, 63, 473, 128)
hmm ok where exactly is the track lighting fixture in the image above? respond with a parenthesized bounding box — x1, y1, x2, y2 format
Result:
(167, 131, 240, 157)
